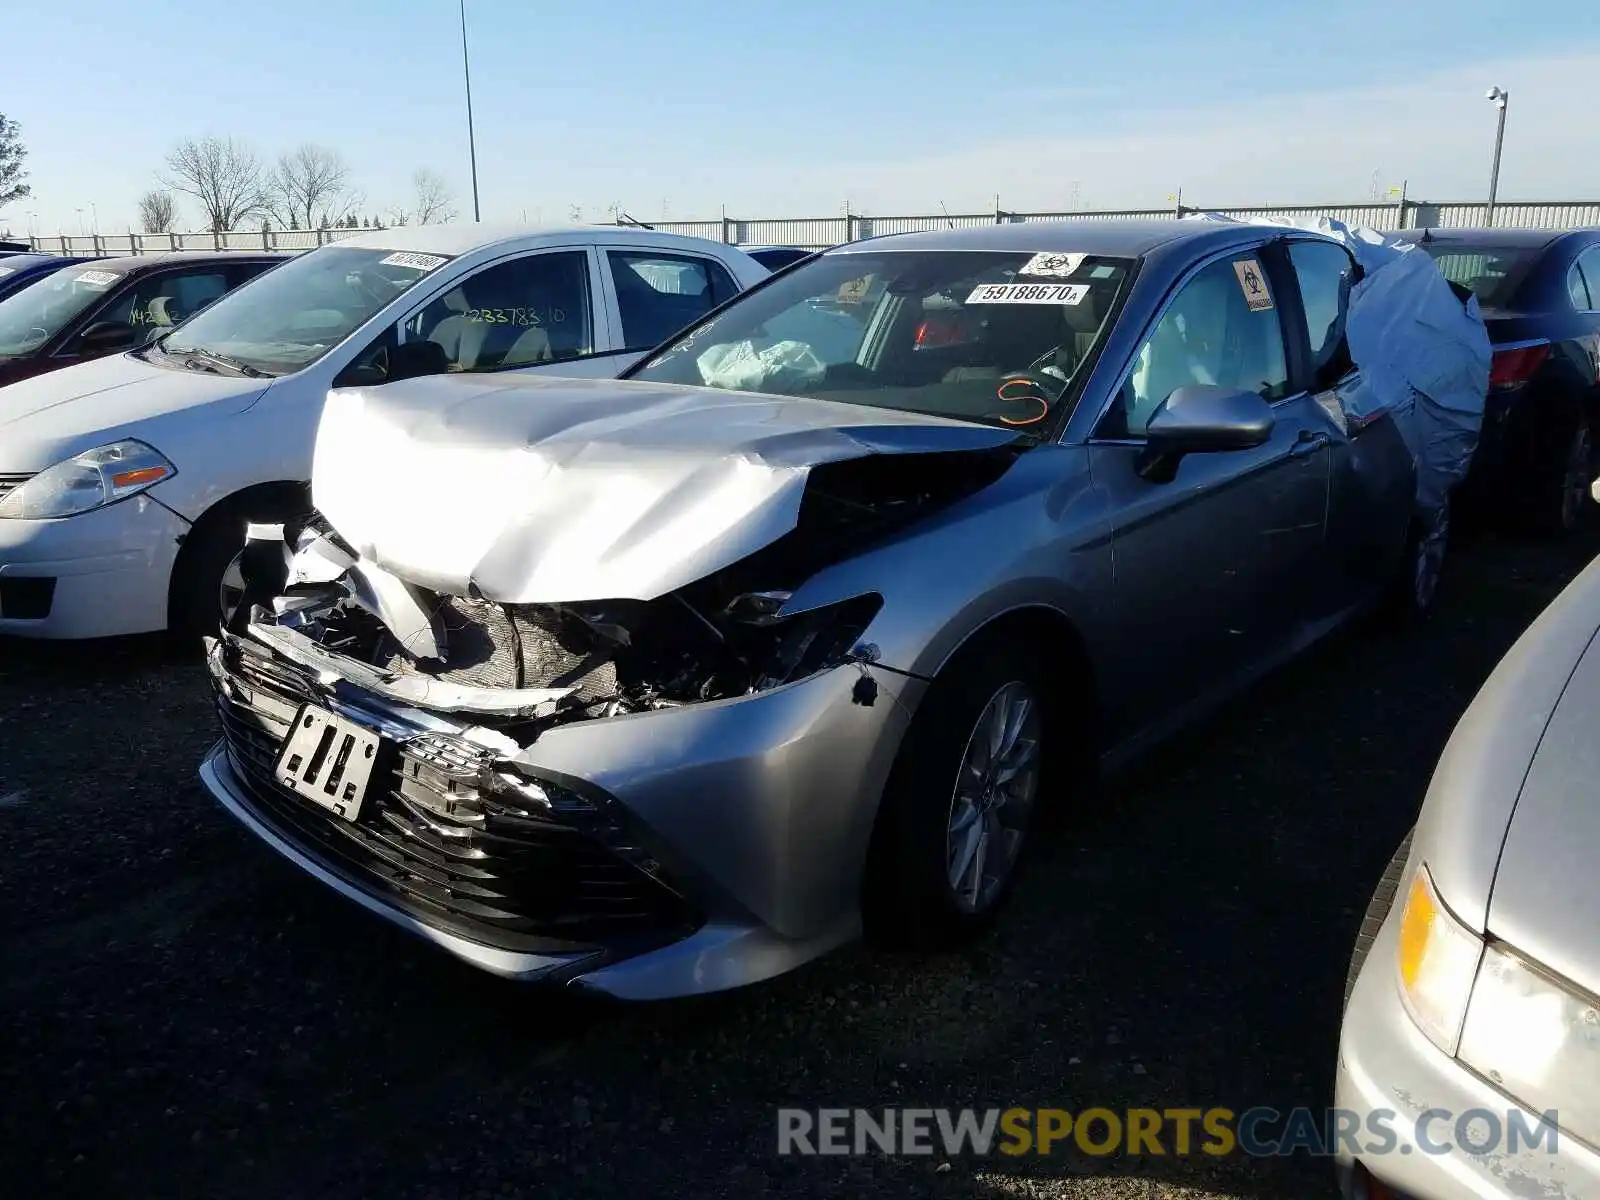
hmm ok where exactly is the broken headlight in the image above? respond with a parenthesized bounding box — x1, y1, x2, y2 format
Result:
(747, 593, 883, 689)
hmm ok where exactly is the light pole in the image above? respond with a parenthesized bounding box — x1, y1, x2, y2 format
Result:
(1485, 87, 1509, 227)
(459, 0, 481, 222)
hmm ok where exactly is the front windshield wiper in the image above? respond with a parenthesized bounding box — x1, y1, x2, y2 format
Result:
(169, 346, 270, 378)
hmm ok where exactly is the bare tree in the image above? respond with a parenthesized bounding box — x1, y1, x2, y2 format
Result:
(137, 189, 178, 233)
(0, 113, 30, 207)
(267, 144, 359, 230)
(160, 136, 268, 232)
(411, 168, 457, 224)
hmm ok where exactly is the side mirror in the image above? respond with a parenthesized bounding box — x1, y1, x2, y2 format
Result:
(385, 338, 451, 383)
(77, 320, 142, 354)
(1137, 385, 1274, 483)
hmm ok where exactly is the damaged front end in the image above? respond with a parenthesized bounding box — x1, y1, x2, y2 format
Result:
(202, 437, 1016, 982)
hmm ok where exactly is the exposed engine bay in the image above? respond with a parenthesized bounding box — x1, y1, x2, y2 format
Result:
(232, 444, 1021, 740)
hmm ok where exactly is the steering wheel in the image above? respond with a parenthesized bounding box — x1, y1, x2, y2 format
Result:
(987, 372, 1063, 427)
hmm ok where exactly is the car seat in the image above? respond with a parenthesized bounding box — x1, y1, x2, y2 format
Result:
(145, 296, 178, 328)
(426, 287, 481, 369)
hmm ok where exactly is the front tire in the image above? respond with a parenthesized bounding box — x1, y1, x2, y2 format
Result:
(862, 636, 1055, 949)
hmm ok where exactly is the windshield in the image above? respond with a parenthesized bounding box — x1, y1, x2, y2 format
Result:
(1414, 243, 1536, 307)
(626, 249, 1133, 429)
(159, 245, 455, 376)
(0, 264, 126, 356)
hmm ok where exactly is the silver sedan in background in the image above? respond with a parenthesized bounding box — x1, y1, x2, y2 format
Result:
(201, 220, 1420, 998)
(1337, 544, 1600, 1200)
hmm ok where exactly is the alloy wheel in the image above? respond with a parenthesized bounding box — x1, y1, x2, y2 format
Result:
(945, 681, 1042, 915)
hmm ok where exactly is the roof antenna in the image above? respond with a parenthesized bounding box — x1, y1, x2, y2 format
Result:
(939, 201, 956, 230)
(1419, 227, 1434, 243)
(616, 211, 655, 230)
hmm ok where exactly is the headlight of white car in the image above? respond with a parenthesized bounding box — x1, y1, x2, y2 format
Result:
(0, 440, 177, 519)
(1459, 944, 1600, 1145)
(1394, 861, 1596, 1142)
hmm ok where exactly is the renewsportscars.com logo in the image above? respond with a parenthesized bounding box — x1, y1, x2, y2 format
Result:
(776, 1106, 1561, 1159)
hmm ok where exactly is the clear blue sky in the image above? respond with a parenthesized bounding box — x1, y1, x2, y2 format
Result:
(4, 0, 1598, 235)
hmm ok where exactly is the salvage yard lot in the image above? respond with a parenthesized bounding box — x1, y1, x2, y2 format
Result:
(3, 529, 1595, 1200)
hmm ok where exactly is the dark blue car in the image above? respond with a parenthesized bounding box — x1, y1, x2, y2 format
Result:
(0, 254, 102, 304)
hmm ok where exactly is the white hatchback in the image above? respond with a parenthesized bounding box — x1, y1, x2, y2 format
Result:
(0, 225, 769, 639)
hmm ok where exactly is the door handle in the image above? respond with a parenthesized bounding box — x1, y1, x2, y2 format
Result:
(1289, 432, 1331, 459)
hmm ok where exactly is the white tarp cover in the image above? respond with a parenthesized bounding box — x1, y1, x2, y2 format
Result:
(1183, 213, 1491, 518)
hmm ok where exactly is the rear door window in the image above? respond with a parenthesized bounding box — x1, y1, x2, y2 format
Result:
(607, 251, 735, 350)
(1572, 247, 1600, 312)
(1286, 240, 1358, 389)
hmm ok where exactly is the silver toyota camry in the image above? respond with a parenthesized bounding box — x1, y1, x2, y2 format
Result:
(199, 220, 1420, 998)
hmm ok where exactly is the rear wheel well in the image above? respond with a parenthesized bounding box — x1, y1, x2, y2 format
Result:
(167, 481, 309, 630)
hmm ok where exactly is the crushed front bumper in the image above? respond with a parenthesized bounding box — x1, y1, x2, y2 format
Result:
(200, 628, 925, 998)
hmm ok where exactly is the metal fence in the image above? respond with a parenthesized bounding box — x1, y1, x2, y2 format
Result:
(21, 198, 1600, 257)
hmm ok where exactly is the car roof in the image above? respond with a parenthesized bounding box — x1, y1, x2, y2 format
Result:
(0, 253, 91, 271)
(1392, 227, 1572, 249)
(66, 250, 290, 276)
(830, 219, 1275, 258)
(333, 223, 749, 259)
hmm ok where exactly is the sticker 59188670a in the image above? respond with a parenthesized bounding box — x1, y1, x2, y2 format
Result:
(1232, 258, 1274, 311)
(966, 282, 1089, 305)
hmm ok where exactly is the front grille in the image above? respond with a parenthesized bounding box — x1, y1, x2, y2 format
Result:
(213, 635, 699, 955)
(0, 474, 31, 505)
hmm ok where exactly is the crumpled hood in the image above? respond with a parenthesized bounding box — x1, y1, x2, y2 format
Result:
(311, 373, 1020, 603)
(0, 352, 269, 471)
(1484, 602, 1600, 999)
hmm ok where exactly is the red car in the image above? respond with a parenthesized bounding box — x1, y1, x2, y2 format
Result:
(0, 251, 287, 388)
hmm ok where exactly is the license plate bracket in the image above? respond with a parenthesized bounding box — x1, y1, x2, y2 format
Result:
(274, 705, 382, 822)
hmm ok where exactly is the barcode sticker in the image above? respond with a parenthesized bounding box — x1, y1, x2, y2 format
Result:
(379, 252, 448, 272)
(966, 282, 1089, 305)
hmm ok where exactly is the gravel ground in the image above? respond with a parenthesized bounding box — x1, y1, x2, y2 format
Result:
(2, 528, 1595, 1200)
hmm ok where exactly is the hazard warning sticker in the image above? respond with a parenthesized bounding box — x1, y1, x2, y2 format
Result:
(1232, 259, 1273, 311)
(1016, 252, 1085, 279)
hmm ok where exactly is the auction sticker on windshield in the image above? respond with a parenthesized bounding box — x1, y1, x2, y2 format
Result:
(74, 270, 120, 288)
(966, 283, 1089, 305)
(379, 251, 448, 272)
